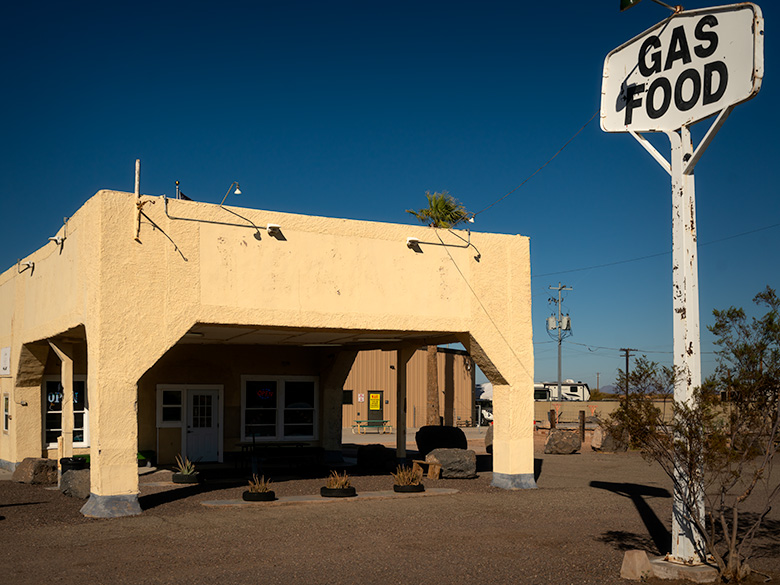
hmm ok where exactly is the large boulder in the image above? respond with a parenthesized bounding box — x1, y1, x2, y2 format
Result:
(426, 448, 477, 479)
(60, 469, 91, 499)
(12, 458, 58, 485)
(591, 426, 628, 453)
(543, 429, 581, 454)
(484, 425, 493, 454)
(415, 426, 467, 457)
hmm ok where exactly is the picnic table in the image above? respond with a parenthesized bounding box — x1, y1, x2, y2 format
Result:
(351, 420, 393, 434)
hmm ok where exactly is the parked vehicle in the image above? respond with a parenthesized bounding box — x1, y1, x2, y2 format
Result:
(534, 380, 590, 401)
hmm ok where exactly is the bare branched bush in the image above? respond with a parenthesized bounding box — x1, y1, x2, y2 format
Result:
(607, 287, 780, 582)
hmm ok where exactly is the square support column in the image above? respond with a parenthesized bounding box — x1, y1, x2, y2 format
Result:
(320, 350, 358, 463)
(80, 369, 141, 518)
(466, 334, 535, 490)
(395, 347, 415, 461)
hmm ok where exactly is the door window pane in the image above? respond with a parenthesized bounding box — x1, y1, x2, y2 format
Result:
(192, 394, 212, 428)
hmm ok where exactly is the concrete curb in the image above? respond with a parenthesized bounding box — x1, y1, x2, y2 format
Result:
(202, 487, 458, 508)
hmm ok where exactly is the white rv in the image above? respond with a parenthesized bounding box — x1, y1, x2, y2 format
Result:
(534, 379, 591, 401)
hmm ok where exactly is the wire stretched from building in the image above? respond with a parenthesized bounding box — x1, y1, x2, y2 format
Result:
(472, 110, 600, 219)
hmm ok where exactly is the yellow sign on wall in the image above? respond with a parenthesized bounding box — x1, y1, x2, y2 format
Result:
(369, 393, 381, 411)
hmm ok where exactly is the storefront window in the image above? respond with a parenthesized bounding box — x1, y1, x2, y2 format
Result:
(43, 379, 88, 447)
(241, 377, 317, 441)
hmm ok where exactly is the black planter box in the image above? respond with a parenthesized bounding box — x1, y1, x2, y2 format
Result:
(172, 472, 199, 484)
(242, 490, 276, 502)
(320, 486, 357, 498)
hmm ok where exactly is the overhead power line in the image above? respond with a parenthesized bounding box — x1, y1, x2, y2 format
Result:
(567, 340, 715, 355)
(532, 222, 780, 279)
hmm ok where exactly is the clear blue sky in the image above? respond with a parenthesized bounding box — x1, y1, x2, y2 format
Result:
(1, 1, 777, 389)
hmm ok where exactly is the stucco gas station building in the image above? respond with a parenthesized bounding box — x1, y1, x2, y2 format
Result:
(0, 190, 534, 517)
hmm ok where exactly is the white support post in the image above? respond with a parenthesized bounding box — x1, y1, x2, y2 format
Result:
(667, 126, 706, 564)
(49, 341, 74, 458)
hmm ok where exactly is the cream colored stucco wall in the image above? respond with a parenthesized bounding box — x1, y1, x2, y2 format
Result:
(0, 189, 533, 498)
(0, 198, 96, 468)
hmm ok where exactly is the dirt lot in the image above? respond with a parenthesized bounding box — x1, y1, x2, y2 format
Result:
(1, 433, 778, 585)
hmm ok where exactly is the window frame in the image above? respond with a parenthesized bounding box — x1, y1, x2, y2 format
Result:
(42, 375, 89, 448)
(156, 386, 185, 428)
(240, 375, 319, 442)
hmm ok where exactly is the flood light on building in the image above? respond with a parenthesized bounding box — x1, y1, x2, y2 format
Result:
(219, 181, 242, 206)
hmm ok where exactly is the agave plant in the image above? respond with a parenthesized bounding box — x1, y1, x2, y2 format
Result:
(325, 470, 351, 489)
(247, 474, 272, 493)
(174, 454, 196, 475)
(391, 465, 422, 486)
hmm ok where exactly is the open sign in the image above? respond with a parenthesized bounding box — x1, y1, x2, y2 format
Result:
(601, 3, 763, 133)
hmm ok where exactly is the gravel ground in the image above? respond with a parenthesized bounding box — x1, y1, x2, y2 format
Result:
(1, 433, 778, 585)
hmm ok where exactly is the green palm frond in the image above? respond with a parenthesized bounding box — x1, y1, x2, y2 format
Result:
(406, 191, 470, 229)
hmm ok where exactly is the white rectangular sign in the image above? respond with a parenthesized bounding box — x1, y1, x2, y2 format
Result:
(601, 3, 763, 133)
(0, 347, 10, 377)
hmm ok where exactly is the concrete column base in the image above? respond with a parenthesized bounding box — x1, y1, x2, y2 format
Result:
(649, 557, 718, 583)
(80, 493, 142, 518)
(620, 550, 718, 582)
(491, 472, 537, 490)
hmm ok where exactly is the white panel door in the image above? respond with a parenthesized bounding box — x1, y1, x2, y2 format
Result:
(187, 390, 220, 462)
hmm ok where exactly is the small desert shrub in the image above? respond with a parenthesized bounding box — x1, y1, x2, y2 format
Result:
(391, 465, 422, 486)
(174, 454, 196, 475)
(325, 470, 351, 489)
(247, 474, 272, 493)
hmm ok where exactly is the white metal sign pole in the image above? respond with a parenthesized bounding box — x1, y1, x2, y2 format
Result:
(667, 125, 706, 563)
(601, 3, 763, 566)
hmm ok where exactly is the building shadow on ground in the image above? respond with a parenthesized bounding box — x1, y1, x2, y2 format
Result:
(590, 481, 672, 555)
(139, 475, 246, 511)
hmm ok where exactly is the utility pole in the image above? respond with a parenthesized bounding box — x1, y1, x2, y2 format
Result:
(547, 283, 572, 400)
(596, 372, 600, 392)
(620, 348, 636, 399)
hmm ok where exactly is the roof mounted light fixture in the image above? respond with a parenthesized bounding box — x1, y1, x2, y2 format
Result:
(219, 181, 242, 206)
(17, 260, 34, 274)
